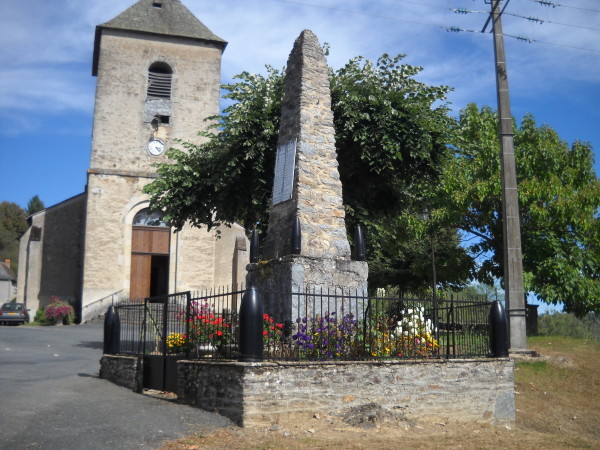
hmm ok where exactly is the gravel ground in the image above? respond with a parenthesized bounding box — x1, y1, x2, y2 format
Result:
(0, 324, 232, 449)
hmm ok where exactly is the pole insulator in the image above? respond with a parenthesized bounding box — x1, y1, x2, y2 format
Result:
(489, 300, 509, 357)
(239, 287, 264, 362)
(291, 217, 301, 255)
(250, 229, 259, 263)
(353, 224, 366, 261)
(103, 305, 121, 354)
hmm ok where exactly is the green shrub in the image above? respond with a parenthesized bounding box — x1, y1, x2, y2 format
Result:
(34, 308, 46, 324)
(537, 312, 599, 342)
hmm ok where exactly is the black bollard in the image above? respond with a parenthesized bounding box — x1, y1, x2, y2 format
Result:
(103, 305, 121, 354)
(489, 300, 509, 357)
(250, 229, 260, 263)
(353, 224, 366, 261)
(291, 216, 301, 255)
(239, 287, 264, 362)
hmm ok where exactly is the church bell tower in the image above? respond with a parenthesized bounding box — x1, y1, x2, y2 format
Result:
(81, 0, 229, 317)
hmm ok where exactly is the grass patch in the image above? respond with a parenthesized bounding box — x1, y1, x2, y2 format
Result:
(517, 359, 547, 373)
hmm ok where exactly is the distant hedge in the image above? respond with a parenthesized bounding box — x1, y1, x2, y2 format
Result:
(536, 312, 599, 342)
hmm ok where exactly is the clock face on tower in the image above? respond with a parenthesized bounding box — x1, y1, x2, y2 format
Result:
(147, 139, 165, 156)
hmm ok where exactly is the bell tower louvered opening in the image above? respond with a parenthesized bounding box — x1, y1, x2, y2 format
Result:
(147, 62, 172, 99)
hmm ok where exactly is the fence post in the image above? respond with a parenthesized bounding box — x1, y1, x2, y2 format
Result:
(489, 300, 509, 357)
(250, 229, 260, 263)
(353, 224, 366, 261)
(239, 286, 264, 362)
(103, 305, 121, 354)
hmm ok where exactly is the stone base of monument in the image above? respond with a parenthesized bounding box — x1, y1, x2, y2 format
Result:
(246, 256, 368, 322)
(176, 358, 516, 428)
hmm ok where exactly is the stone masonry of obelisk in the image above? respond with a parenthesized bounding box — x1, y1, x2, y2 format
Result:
(248, 30, 368, 322)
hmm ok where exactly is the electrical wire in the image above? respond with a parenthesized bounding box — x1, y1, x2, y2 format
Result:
(529, 0, 600, 13)
(271, 0, 599, 54)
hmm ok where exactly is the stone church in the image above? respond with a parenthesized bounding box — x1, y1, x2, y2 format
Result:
(17, 0, 248, 322)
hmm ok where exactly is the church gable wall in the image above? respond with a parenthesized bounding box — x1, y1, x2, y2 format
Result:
(17, 194, 86, 318)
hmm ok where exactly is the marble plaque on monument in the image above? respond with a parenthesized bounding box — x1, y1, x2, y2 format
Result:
(272, 139, 296, 205)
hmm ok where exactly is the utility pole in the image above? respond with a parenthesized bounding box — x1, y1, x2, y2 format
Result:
(484, 0, 527, 350)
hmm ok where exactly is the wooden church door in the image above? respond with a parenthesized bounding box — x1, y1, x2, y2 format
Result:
(130, 209, 170, 299)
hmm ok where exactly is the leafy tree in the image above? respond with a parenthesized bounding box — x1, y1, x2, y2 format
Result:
(438, 104, 600, 316)
(145, 66, 284, 234)
(0, 202, 27, 274)
(331, 55, 452, 223)
(145, 55, 472, 289)
(26, 195, 45, 216)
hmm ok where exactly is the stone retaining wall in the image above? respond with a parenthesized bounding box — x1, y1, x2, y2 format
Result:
(177, 359, 515, 427)
(99, 355, 143, 393)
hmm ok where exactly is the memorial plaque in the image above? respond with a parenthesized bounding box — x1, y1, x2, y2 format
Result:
(272, 139, 296, 205)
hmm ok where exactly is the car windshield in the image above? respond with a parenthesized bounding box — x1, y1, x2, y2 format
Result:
(1, 303, 21, 312)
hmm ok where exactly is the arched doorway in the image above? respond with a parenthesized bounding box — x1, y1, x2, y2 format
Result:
(129, 208, 170, 299)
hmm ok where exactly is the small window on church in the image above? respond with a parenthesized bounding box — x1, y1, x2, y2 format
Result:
(153, 2, 163, 8)
(147, 62, 172, 99)
(133, 208, 169, 228)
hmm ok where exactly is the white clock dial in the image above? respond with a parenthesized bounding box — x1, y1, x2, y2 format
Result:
(147, 139, 165, 156)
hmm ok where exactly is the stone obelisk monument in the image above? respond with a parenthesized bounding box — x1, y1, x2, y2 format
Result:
(249, 30, 368, 322)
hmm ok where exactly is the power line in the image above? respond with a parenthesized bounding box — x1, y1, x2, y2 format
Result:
(529, 0, 600, 13)
(454, 7, 600, 31)
(444, 26, 600, 52)
(504, 11, 600, 31)
(272, 0, 599, 54)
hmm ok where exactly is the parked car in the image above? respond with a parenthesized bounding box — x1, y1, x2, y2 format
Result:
(0, 302, 30, 325)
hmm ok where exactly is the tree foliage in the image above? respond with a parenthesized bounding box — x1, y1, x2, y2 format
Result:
(0, 201, 27, 274)
(331, 55, 452, 223)
(26, 195, 45, 216)
(145, 55, 471, 289)
(439, 104, 600, 316)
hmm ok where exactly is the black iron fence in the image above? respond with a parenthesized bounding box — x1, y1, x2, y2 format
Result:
(107, 287, 503, 361)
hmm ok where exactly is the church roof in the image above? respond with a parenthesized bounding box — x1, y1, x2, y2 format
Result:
(93, 0, 226, 75)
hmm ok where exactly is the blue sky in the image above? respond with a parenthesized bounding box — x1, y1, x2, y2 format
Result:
(1, 0, 597, 311)
(1, 0, 598, 210)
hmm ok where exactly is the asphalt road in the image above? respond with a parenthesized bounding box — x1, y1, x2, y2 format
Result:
(0, 324, 232, 449)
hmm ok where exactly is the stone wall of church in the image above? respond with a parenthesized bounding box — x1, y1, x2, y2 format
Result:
(17, 194, 86, 319)
(80, 172, 249, 321)
(90, 30, 222, 174)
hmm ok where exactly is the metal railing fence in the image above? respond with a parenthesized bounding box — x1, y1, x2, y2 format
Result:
(111, 287, 494, 361)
